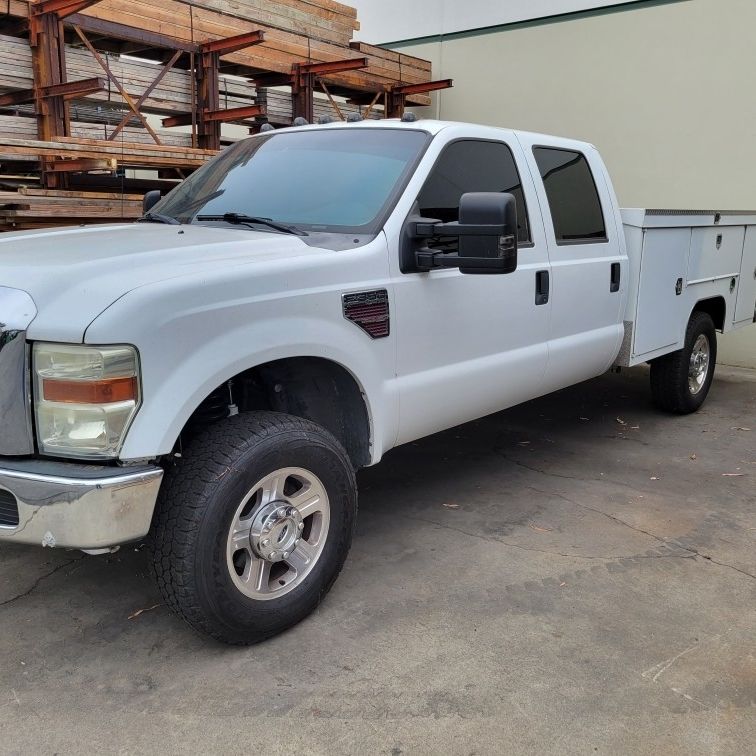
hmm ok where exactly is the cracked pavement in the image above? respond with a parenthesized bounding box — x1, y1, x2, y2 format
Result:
(0, 366, 754, 754)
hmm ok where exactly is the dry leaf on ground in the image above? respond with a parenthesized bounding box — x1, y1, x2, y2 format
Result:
(529, 523, 553, 533)
(128, 604, 161, 621)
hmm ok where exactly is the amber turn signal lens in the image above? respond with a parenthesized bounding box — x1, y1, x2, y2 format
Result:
(42, 376, 138, 404)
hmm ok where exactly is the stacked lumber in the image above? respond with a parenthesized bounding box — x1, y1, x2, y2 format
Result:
(0, 114, 201, 149)
(0, 0, 437, 230)
(0, 136, 217, 169)
(0, 187, 143, 228)
(255, 88, 380, 124)
(7, 1, 432, 103)
(177, 0, 360, 46)
(0, 33, 256, 116)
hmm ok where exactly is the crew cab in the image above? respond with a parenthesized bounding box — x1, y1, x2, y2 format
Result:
(1, 119, 754, 644)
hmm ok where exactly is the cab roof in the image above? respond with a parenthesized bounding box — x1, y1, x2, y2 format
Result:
(278, 117, 595, 152)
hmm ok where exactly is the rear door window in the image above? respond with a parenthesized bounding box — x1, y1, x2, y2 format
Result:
(533, 147, 607, 244)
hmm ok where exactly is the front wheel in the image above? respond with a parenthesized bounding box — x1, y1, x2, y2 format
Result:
(150, 412, 357, 645)
(650, 311, 717, 414)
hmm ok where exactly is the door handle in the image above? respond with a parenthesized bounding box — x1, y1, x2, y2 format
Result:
(610, 262, 621, 293)
(535, 270, 550, 306)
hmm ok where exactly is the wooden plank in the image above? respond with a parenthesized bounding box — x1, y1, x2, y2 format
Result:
(0, 136, 216, 168)
(350, 41, 432, 72)
(0, 204, 141, 216)
(175, 0, 358, 46)
(18, 186, 143, 199)
(71, 1, 431, 92)
(46, 157, 118, 171)
(0, 40, 256, 116)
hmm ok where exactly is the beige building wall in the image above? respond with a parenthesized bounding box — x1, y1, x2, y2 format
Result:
(396, 0, 755, 367)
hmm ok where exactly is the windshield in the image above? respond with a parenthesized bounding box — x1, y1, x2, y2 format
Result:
(154, 128, 430, 232)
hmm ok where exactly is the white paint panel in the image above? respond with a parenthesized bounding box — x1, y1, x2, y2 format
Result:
(351, 0, 641, 43)
(735, 229, 756, 325)
(687, 227, 744, 285)
(633, 228, 690, 357)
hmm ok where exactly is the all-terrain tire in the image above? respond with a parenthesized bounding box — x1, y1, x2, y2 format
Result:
(150, 411, 356, 645)
(650, 311, 717, 414)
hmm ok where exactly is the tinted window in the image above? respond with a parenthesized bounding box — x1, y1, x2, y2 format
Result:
(533, 147, 606, 244)
(155, 128, 429, 231)
(417, 140, 531, 244)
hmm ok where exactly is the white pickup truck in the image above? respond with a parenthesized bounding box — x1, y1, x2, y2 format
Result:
(1, 119, 755, 644)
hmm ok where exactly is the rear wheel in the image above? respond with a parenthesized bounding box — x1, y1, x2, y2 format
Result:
(150, 411, 356, 645)
(650, 311, 717, 414)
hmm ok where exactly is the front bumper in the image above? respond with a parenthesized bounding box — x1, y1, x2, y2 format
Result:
(0, 458, 163, 550)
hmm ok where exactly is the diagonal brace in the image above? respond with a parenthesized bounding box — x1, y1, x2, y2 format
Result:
(108, 50, 182, 141)
(73, 24, 163, 145)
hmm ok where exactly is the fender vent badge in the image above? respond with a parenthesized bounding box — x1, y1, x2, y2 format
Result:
(342, 289, 390, 339)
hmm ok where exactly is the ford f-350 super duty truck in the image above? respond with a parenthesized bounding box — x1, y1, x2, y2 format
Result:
(1, 120, 755, 644)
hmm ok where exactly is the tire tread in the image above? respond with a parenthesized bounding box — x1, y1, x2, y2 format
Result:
(150, 411, 355, 644)
(650, 311, 717, 414)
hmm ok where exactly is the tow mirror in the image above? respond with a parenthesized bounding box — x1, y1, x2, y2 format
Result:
(406, 192, 518, 275)
(457, 192, 518, 274)
(143, 190, 162, 214)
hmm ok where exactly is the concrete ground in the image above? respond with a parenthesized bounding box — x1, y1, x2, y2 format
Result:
(0, 367, 754, 755)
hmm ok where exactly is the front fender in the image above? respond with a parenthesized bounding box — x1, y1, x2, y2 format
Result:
(84, 249, 397, 465)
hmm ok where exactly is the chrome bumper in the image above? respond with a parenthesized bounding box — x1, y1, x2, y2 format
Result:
(0, 458, 163, 550)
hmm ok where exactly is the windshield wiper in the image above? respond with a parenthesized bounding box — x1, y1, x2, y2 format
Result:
(138, 212, 181, 226)
(196, 213, 308, 236)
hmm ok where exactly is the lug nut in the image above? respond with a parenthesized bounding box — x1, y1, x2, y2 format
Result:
(298, 522, 304, 530)
(269, 551, 276, 559)
(261, 539, 270, 547)
(283, 552, 289, 558)
(295, 539, 300, 545)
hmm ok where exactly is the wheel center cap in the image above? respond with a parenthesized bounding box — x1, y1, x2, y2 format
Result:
(249, 501, 303, 563)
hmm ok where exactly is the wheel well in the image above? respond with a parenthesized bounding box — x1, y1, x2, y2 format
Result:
(181, 358, 371, 469)
(693, 297, 726, 331)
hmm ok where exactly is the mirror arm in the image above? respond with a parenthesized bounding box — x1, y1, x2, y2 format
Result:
(416, 235, 516, 272)
(411, 221, 508, 239)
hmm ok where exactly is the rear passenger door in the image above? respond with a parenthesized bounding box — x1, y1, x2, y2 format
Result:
(517, 136, 626, 391)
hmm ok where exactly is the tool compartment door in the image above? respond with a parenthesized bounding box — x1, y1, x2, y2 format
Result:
(633, 228, 691, 357)
(688, 226, 745, 285)
(735, 226, 756, 325)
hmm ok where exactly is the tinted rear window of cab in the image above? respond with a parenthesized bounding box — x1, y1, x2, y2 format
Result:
(533, 147, 607, 244)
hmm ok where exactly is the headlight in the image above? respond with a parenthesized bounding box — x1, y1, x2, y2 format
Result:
(33, 343, 141, 460)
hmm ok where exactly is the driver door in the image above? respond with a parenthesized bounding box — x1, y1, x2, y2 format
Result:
(388, 134, 551, 446)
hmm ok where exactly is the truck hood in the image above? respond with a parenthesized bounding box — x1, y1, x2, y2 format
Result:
(0, 223, 314, 342)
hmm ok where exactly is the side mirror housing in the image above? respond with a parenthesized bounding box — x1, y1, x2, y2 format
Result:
(404, 192, 519, 275)
(457, 192, 518, 275)
(143, 190, 162, 214)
